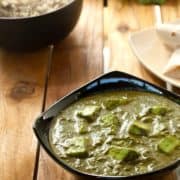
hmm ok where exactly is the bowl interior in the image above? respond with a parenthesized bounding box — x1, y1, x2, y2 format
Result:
(33, 71, 180, 179)
(0, 0, 77, 20)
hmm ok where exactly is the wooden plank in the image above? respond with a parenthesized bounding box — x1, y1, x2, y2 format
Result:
(0, 49, 50, 180)
(104, 0, 165, 87)
(161, 0, 180, 22)
(37, 0, 103, 179)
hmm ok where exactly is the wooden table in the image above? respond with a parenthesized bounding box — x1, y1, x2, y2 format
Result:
(0, 1, 179, 180)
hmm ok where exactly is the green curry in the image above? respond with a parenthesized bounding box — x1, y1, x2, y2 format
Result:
(49, 91, 180, 176)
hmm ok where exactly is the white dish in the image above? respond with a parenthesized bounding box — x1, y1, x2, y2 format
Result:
(129, 20, 180, 88)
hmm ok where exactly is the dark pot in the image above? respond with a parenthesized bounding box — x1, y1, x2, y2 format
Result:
(33, 71, 180, 179)
(0, 0, 83, 51)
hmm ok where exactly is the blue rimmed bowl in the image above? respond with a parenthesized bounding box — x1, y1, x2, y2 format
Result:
(33, 71, 180, 179)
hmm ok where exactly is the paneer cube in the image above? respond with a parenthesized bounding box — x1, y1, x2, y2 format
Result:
(101, 113, 119, 126)
(100, 113, 119, 134)
(76, 118, 88, 134)
(66, 137, 88, 157)
(108, 147, 139, 161)
(103, 97, 129, 110)
(150, 106, 167, 115)
(158, 136, 179, 154)
(77, 105, 100, 121)
(129, 121, 150, 136)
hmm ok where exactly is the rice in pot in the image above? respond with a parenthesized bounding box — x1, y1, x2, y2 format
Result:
(0, 0, 72, 17)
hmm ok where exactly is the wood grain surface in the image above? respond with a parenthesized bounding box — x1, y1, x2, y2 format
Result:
(104, 0, 165, 87)
(37, 0, 103, 179)
(0, 49, 50, 180)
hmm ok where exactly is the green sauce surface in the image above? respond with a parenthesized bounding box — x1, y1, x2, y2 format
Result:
(49, 91, 180, 176)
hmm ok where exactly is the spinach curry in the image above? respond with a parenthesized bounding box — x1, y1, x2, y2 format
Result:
(49, 91, 180, 176)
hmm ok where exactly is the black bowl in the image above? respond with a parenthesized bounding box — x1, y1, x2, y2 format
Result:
(33, 71, 180, 179)
(0, 0, 82, 51)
